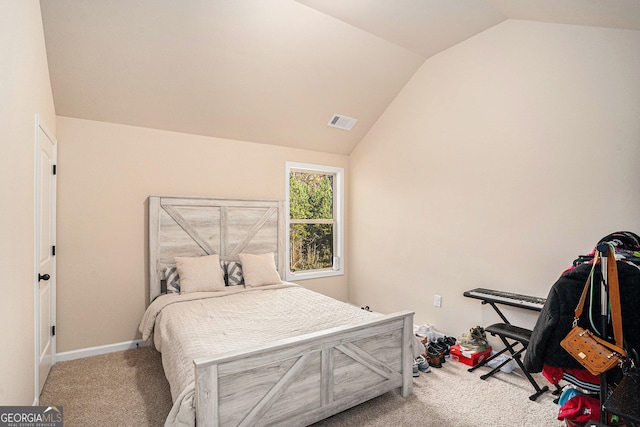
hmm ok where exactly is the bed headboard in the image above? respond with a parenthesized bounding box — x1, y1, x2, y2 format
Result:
(148, 195, 285, 302)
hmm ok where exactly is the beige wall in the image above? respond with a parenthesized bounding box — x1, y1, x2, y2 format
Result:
(55, 117, 349, 352)
(349, 20, 640, 338)
(0, 1, 56, 405)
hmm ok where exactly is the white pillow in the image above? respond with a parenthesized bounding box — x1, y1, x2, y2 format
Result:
(175, 254, 226, 293)
(238, 252, 281, 287)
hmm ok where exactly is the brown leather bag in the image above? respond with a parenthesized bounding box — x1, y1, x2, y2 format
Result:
(560, 245, 626, 376)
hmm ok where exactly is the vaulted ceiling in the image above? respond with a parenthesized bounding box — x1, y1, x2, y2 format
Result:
(40, 0, 640, 155)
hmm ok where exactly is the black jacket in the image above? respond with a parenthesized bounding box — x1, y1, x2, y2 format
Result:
(524, 262, 640, 373)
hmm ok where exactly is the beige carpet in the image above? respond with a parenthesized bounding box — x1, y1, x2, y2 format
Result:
(40, 346, 566, 426)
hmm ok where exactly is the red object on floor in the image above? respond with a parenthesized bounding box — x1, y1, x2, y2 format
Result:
(450, 344, 492, 367)
(558, 395, 601, 423)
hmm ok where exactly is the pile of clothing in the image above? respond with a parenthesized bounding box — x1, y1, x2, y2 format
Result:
(524, 231, 640, 425)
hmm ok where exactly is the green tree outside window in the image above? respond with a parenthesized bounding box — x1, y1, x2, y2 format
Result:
(289, 172, 334, 272)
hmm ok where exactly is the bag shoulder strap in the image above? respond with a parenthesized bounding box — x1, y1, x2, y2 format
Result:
(582, 327, 626, 356)
(607, 246, 624, 349)
(574, 270, 593, 320)
(574, 250, 598, 319)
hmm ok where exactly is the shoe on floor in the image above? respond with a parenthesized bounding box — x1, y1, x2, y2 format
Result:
(458, 326, 489, 352)
(436, 337, 452, 356)
(416, 355, 431, 373)
(429, 342, 446, 364)
(443, 336, 457, 346)
(426, 346, 442, 368)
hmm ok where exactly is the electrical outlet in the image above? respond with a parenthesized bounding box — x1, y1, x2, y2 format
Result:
(434, 294, 442, 308)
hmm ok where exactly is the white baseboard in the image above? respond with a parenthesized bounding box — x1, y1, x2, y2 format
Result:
(56, 339, 149, 362)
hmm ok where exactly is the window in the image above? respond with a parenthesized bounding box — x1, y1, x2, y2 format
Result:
(285, 162, 344, 280)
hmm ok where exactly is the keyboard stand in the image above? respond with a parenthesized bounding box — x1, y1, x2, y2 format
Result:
(464, 288, 562, 401)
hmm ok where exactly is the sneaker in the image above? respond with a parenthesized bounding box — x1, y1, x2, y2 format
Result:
(418, 357, 431, 373)
(437, 337, 455, 356)
(443, 336, 457, 347)
(413, 363, 420, 377)
(458, 326, 489, 352)
(415, 355, 431, 373)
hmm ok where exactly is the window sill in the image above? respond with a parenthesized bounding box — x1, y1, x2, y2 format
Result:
(285, 269, 344, 281)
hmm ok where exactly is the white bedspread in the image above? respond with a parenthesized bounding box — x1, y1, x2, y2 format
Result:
(139, 283, 393, 426)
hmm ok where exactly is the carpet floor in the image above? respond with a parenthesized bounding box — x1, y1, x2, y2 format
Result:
(40, 346, 566, 426)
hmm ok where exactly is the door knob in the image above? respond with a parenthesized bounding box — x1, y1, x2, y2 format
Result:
(38, 273, 50, 282)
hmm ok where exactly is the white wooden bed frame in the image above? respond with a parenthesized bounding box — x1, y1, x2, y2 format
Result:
(148, 195, 415, 426)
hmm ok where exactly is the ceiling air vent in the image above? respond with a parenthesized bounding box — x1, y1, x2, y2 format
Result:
(327, 114, 357, 131)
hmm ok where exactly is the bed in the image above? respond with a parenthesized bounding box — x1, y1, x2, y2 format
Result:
(140, 195, 418, 426)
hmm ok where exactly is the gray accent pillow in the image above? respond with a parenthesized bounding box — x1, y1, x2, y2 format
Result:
(225, 261, 244, 286)
(164, 267, 180, 294)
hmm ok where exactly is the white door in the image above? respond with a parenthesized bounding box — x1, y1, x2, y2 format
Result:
(35, 116, 57, 397)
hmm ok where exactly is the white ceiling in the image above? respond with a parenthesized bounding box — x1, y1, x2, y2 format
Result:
(39, 0, 640, 155)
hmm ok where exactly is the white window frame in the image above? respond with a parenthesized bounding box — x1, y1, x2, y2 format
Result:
(285, 161, 344, 281)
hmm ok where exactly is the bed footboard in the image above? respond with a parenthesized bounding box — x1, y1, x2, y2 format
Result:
(193, 310, 415, 426)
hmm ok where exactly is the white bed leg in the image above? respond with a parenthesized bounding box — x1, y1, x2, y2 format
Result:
(401, 314, 414, 397)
